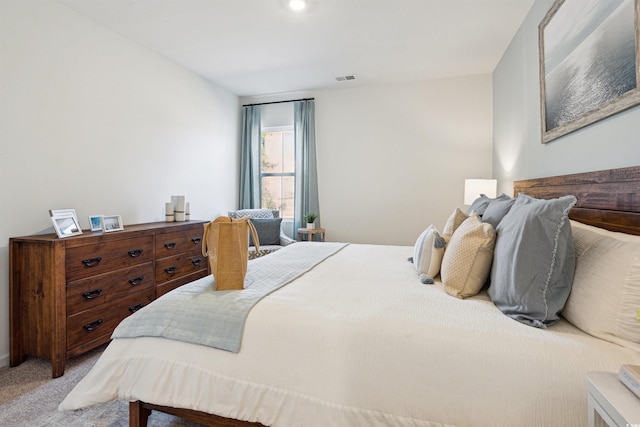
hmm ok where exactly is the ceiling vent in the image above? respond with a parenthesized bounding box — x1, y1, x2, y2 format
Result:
(335, 75, 357, 82)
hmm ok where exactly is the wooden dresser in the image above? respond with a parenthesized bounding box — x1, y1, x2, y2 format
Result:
(10, 220, 209, 377)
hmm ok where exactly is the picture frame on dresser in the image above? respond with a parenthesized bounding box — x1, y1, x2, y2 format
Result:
(51, 214, 82, 238)
(49, 208, 79, 220)
(102, 215, 124, 232)
(89, 215, 103, 231)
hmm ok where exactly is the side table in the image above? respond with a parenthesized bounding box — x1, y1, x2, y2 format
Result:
(297, 227, 325, 242)
(587, 371, 640, 427)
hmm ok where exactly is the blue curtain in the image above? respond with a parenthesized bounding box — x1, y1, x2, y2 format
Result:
(239, 105, 261, 209)
(293, 100, 320, 234)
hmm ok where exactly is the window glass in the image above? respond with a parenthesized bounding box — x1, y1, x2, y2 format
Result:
(261, 128, 294, 218)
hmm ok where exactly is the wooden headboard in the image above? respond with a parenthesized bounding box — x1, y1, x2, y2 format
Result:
(513, 166, 640, 236)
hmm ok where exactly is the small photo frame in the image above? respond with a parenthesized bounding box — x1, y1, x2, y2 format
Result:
(88, 215, 103, 231)
(50, 209, 79, 223)
(51, 215, 83, 239)
(102, 215, 124, 233)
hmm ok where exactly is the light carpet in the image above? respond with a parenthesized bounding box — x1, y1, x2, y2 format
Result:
(0, 345, 203, 426)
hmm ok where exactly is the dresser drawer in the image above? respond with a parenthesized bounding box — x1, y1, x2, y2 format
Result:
(66, 236, 154, 281)
(156, 228, 203, 259)
(155, 252, 207, 284)
(66, 288, 154, 351)
(66, 262, 154, 316)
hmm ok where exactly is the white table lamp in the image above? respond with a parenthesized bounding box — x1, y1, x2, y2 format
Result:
(464, 179, 497, 205)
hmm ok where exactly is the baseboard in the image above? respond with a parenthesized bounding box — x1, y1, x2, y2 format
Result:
(0, 352, 9, 369)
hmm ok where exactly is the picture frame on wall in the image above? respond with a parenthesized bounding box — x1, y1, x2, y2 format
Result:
(51, 215, 83, 239)
(539, 0, 640, 143)
(88, 215, 103, 231)
(102, 215, 124, 233)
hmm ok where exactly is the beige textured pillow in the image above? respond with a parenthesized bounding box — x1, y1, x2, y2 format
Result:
(442, 208, 469, 238)
(563, 221, 640, 352)
(441, 214, 496, 299)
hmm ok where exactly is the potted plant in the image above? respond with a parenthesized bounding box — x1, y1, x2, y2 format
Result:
(304, 213, 317, 229)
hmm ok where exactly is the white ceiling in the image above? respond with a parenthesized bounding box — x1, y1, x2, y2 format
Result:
(56, 0, 535, 97)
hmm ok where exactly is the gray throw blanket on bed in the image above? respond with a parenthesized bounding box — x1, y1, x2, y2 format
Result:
(112, 242, 347, 352)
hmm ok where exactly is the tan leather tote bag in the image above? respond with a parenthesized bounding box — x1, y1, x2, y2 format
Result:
(202, 216, 260, 290)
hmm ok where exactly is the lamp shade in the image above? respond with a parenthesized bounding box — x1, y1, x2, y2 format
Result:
(464, 179, 497, 205)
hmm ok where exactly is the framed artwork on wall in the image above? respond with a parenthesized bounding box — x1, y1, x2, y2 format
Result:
(539, 0, 640, 143)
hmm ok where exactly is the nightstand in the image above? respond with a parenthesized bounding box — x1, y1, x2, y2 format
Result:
(588, 371, 640, 427)
(297, 227, 325, 242)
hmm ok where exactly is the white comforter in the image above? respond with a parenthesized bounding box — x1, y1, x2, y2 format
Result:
(60, 243, 640, 426)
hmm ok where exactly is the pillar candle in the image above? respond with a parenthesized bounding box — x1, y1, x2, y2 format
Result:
(165, 202, 174, 222)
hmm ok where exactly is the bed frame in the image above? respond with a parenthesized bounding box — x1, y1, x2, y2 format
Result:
(513, 165, 640, 235)
(130, 401, 260, 427)
(129, 165, 640, 427)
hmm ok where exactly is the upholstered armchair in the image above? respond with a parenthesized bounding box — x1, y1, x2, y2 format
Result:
(227, 209, 296, 259)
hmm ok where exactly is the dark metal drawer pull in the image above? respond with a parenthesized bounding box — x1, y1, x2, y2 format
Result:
(83, 319, 103, 332)
(81, 257, 102, 267)
(165, 266, 177, 275)
(128, 276, 144, 286)
(192, 258, 201, 267)
(129, 303, 145, 313)
(164, 242, 177, 249)
(82, 288, 103, 300)
(191, 237, 202, 244)
(128, 249, 144, 257)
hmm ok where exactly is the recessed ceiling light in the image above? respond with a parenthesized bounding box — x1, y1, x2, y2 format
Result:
(289, 0, 307, 11)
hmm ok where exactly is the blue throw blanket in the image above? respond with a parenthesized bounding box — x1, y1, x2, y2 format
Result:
(112, 242, 347, 352)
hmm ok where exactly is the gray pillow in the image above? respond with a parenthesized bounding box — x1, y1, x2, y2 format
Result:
(482, 197, 516, 229)
(249, 218, 282, 246)
(487, 194, 577, 328)
(466, 193, 511, 216)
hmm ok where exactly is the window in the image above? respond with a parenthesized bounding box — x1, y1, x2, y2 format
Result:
(260, 127, 295, 218)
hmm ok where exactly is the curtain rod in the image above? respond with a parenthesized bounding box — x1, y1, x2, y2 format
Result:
(242, 97, 314, 107)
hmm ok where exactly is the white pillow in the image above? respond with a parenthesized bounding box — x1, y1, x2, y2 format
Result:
(441, 214, 496, 299)
(412, 225, 446, 283)
(563, 220, 640, 352)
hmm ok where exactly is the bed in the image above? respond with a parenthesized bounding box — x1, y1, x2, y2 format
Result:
(59, 166, 640, 427)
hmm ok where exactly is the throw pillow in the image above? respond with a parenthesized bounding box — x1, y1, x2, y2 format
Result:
(481, 196, 516, 229)
(248, 218, 282, 246)
(411, 225, 446, 284)
(442, 208, 469, 238)
(229, 209, 278, 220)
(465, 193, 511, 216)
(441, 214, 496, 299)
(488, 194, 577, 328)
(562, 220, 640, 352)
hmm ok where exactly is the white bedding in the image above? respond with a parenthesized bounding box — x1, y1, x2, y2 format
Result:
(60, 243, 640, 426)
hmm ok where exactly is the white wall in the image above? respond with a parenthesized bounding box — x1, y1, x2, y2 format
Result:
(244, 74, 494, 245)
(261, 103, 294, 128)
(0, 0, 240, 367)
(493, 0, 640, 195)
